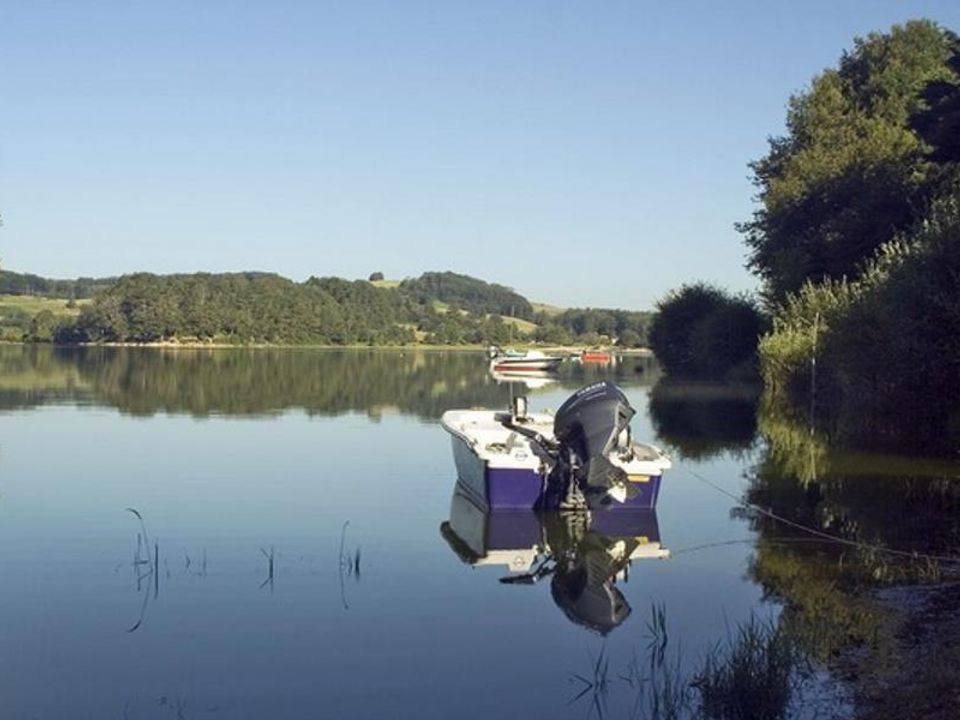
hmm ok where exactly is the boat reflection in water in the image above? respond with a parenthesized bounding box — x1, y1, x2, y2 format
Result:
(489, 369, 559, 390)
(440, 482, 668, 634)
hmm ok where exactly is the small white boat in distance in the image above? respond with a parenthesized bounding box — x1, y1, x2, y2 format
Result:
(488, 346, 564, 373)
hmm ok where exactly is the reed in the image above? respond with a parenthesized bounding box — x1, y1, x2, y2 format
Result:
(125, 507, 159, 631)
(692, 615, 806, 720)
(569, 644, 611, 718)
(260, 546, 275, 589)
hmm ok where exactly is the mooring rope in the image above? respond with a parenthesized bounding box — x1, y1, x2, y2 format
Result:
(683, 466, 960, 567)
(669, 536, 827, 557)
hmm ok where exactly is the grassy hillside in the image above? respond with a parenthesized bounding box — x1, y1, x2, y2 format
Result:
(369, 279, 400, 289)
(0, 294, 90, 341)
(530, 301, 565, 317)
(499, 316, 538, 334)
(0, 294, 88, 317)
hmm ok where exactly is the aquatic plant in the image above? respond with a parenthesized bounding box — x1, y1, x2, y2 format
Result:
(338, 521, 363, 609)
(260, 546, 275, 590)
(692, 615, 806, 720)
(569, 644, 612, 718)
(125, 507, 159, 632)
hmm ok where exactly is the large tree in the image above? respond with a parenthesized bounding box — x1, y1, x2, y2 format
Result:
(740, 20, 959, 305)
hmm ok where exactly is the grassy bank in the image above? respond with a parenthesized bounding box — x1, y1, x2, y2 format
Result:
(0, 294, 91, 342)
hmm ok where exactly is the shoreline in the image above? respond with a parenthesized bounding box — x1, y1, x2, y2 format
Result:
(829, 577, 960, 719)
(0, 340, 656, 355)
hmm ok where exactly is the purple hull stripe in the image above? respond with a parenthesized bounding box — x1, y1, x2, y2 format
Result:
(486, 511, 542, 549)
(591, 508, 661, 538)
(486, 468, 543, 509)
(485, 469, 663, 510)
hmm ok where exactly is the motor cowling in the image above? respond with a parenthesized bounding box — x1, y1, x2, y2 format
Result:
(541, 382, 636, 507)
(553, 381, 635, 464)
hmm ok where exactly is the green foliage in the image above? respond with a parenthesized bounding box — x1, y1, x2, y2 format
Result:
(539, 307, 652, 346)
(911, 49, 960, 166)
(742, 20, 960, 453)
(27, 310, 57, 342)
(368, 271, 385, 282)
(760, 192, 960, 451)
(617, 328, 643, 348)
(740, 20, 959, 304)
(399, 271, 534, 319)
(0, 269, 115, 299)
(693, 616, 804, 720)
(4, 266, 652, 348)
(531, 321, 573, 345)
(61, 273, 417, 345)
(0, 295, 85, 342)
(649, 283, 766, 379)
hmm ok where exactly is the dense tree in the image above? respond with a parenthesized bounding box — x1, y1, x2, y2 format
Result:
(649, 283, 766, 379)
(617, 329, 643, 348)
(743, 20, 960, 452)
(538, 308, 651, 346)
(59, 273, 416, 345)
(911, 48, 960, 179)
(760, 192, 960, 451)
(4, 266, 654, 347)
(27, 310, 57, 342)
(740, 20, 959, 305)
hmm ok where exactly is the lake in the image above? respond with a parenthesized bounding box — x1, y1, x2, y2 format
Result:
(1, 346, 957, 719)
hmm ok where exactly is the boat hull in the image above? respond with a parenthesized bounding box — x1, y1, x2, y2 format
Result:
(490, 357, 563, 373)
(441, 481, 667, 568)
(450, 433, 662, 510)
(450, 434, 544, 509)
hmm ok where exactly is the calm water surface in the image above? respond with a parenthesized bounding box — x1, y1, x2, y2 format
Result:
(1, 347, 955, 719)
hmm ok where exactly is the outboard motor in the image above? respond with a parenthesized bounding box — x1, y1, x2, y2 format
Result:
(541, 382, 635, 510)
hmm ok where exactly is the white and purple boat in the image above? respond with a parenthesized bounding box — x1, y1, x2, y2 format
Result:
(440, 381, 671, 511)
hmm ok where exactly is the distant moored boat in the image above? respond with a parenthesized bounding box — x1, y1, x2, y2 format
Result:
(487, 346, 564, 373)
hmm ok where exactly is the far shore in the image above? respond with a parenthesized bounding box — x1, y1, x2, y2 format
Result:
(0, 340, 656, 356)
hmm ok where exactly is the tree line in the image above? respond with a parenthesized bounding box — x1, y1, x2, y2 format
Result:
(0, 270, 115, 299)
(5, 268, 652, 347)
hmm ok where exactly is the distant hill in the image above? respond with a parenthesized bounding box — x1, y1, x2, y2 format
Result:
(2, 267, 652, 347)
(0, 269, 116, 299)
(398, 271, 535, 320)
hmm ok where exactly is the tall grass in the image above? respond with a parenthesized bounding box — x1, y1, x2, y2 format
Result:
(758, 194, 960, 452)
(692, 615, 806, 720)
(566, 606, 814, 720)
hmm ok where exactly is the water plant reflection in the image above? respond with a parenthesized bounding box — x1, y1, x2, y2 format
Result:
(439, 483, 668, 635)
(741, 394, 960, 670)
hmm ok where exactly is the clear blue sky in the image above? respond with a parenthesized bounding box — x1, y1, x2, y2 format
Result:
(3, 1, 959, 309)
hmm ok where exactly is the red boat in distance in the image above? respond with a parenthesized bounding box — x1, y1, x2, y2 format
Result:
(580, 350, 612, 364)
